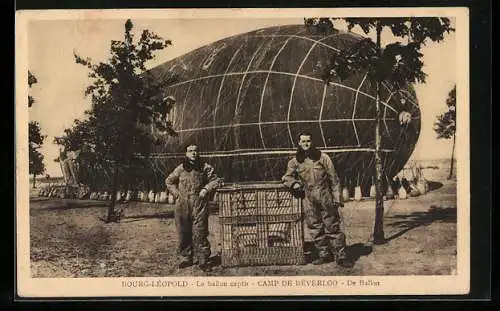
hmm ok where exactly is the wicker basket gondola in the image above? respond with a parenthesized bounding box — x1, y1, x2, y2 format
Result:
(216, 182, 306, 267)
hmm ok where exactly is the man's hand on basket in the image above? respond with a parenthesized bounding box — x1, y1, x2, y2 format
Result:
(290, 182, 305, 199)
(199, 188, 208, 199)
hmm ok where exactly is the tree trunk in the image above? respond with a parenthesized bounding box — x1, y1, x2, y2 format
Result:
(106, 165, 119, 223)
(448, 132, 456, 180)
(372, 23, 386, 245)
(32, 174, 36, 189)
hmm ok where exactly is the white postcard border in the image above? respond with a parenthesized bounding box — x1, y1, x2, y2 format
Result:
(16, 7, 470, 297)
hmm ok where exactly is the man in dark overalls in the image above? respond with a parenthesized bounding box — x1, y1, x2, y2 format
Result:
(282, 131, 348, 266)
(166, 144, 222, 271)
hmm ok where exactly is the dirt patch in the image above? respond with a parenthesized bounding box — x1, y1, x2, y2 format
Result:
(30, 175, 457, 277)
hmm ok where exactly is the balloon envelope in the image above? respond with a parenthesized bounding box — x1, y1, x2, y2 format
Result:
(83, 25, 420, 192)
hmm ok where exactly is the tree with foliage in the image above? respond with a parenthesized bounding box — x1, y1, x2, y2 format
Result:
(29, 121, 46, 188)
(433, 85, 456, 180)
(28, 70, 38, 108)
(304, 17, 454, 244)
(28, 71, 46, 188)
(56, 19, 177, 222)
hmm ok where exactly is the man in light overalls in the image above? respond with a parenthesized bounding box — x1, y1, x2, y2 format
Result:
(282, 131, 348, 266)
(166, 144, 222, 271)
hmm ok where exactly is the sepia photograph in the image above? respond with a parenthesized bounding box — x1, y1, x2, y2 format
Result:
(16, 8, 470, 297)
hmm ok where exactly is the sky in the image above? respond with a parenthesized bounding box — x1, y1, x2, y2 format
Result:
(28, 17, 457, 177)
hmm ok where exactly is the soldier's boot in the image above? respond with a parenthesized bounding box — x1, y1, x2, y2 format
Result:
(178, 257, 194, 269)
(197, 256, 212, 272)
(312, 256, 331, 265)
(312, 248, 333, 265)
(333, 247, 353, 268)
(199, 263, 212, 272)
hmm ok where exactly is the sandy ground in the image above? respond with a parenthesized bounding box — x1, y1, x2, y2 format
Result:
(29, 163, 457, 277)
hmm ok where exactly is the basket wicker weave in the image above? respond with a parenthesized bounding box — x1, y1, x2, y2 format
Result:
(216, 182, 306, 267)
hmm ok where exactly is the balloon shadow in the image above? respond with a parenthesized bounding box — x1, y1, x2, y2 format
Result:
(428, 181, 443, 192)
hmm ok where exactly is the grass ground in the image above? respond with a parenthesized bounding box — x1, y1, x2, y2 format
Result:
(30, 164, 457, 277)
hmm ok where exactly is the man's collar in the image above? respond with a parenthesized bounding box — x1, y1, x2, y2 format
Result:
(295, 146, 321, 163)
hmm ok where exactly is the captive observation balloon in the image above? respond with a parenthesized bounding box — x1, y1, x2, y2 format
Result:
(142, 24, 420, 192)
